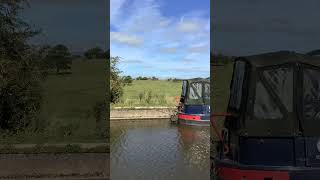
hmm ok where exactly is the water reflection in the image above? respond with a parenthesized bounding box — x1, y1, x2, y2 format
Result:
(111, 120, 210, 180)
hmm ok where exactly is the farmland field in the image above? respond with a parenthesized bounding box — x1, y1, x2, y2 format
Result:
(211, 63, 234, 140)
(113, 80, 182, 107)
(212, 63, 233, 113)
(0, 59, 108, 144)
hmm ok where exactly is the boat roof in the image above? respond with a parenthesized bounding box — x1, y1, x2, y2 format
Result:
(235, 51, 320, 67)
(185, 78, 210, 83)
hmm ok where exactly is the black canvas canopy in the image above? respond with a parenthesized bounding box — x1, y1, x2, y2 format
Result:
(239, 51, 320, 67)
(181, 78, 210, 105)
(227, 51, 320, 137)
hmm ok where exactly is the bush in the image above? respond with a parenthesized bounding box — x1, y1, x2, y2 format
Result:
(172, 78, 181, 82)
(110, 56, 124, 103)
(136, 76, 149, 80)
(123, 75, 133, 85)
(84, 47, 105, 59)
(151, 76, 159, 80)
(93, 101, 107, 138)
(0, 1, 45, 132)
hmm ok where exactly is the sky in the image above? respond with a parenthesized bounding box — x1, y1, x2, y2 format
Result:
(110, 0, 210, 79)
(212, 0, 320, 56)
(21, 0, 108, 53)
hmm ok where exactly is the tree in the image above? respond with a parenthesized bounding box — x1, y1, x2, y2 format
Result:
(84, 47, 105, 59)
(136, 76, 148, 80)
(211, 53, 233, 65)
(151, 76, 158, 80)
(307, 49, 320, 56)
(123, 75, 133, 85)
(102, 50, 109, 58)
(46, 44, 72, 74)
(110, 56, 123, 103)
(0, 0, 45, 131)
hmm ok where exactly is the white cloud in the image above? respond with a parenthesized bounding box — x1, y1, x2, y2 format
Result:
(110, 0, 126, 24)
(111, 0, 170, 33)
(159, 19, 172, 27)
(188, 42, 209, 53)
(166, 66, 209, 73)
(159, 42, 180, 53)
(160, 47, 178, 53)
(121, 59, 143, 64)
(110, 0, 210, 78)
(111, 32, 143, 47)
(177, 20, 201, 33)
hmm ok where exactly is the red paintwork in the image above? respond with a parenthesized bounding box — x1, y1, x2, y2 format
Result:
(178, 114, 201, 121)
(217, 166, 290, 180)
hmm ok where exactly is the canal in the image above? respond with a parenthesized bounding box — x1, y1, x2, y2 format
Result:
(110, 120, 210, 180)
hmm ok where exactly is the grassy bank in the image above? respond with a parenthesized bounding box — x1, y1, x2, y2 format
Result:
(0, 59, 107, 144)
(211, 63, 234, 139)
(113, 80, 181, 107)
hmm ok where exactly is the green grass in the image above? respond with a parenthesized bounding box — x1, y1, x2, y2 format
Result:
(114, 80, 182, 107)
(211, 63, 234, 140)
(212, 63, 233, 113)
(0, 59, 108, 144)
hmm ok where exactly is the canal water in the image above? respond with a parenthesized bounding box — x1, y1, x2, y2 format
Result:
(110, 120, 210, 180)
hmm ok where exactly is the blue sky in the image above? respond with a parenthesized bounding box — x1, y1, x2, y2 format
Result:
(111, 0, 210, 79)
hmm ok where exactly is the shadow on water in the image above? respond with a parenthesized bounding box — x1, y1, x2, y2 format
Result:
(110, 120, 210, 180)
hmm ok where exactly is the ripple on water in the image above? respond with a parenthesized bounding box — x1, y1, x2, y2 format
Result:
(110, 121, 210, 180)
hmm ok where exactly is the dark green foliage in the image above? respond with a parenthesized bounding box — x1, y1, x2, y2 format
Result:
(0, 0, 45, 131)
(136, 76, 149, 80)
(46, 44, 72, 74)
(110, 56, 123, 103)
(211, 53, 234, 65)
(123, 75, 133, 85)
(84, 47, 106, 59)
(93, 101, 107, 138)
(167, 78, 181, 82)
(172, 78, 181, 82)
(151, 76, 158, 80)
(306, 49, 320, 56)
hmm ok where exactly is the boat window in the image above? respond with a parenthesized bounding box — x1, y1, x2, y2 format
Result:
(204, 83, 210, 104)
(303, 68, 320, 121)
(229, 61, 246, 110)
(254, 81, 283, 119)
(263, 67, 293, 112)
(182, 80, 188, 97)
(187, 82, 203, 104)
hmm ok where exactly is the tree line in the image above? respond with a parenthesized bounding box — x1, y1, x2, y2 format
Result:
(39, 45, 108, 74)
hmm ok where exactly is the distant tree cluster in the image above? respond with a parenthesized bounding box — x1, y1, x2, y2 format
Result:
(136, 76, 159, 80)
(84, 47, 108, 59)
(307, 49, 320, 56)
(122, 76, 133, 85)
(167, 78, 182, 82)
(211, 53, 234, 65)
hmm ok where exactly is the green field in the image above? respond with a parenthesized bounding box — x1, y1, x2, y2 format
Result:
(211, 63, 234, 140)
(114, 80, 182, 107)
(212, 63, 233, 113)
(0, 59, 108, 144)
